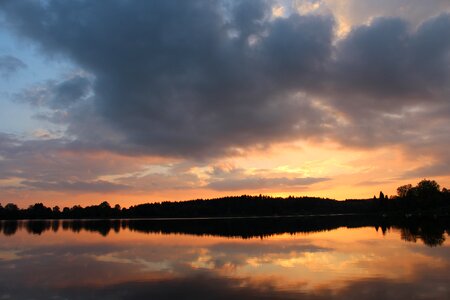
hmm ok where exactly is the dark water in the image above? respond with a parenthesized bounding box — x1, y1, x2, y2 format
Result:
(0, 218, 449, 299)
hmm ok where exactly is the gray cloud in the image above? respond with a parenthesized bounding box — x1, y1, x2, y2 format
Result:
(321, 0, 450, 29)
(0, 133, 142, 193)
(0, 1, 449, 176)
(0, 0, 336, 158)
(116, 172, 202, 192)
(207, 176, 329, 191)
(20, 180, 129, 193)
(15, 74, 92, 109)
(0, 55, 26, 77)
(330, 14, 450, 113)
(321, 14, 450, 172)
(401, 159, 450, 179)
(204, 164, 330, 191)
(0, 132, 330, 194)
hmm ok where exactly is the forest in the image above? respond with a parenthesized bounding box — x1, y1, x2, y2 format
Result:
(0, 179, 449, 220)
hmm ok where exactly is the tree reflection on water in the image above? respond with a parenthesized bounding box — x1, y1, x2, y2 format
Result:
(0, 217, 449, 300)
(1, 215, 449, 247)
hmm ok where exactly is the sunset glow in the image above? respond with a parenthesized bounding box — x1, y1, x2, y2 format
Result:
(1, 0, 450, 207)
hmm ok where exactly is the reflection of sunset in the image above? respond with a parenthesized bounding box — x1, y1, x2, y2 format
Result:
(1, 224, 449, 296)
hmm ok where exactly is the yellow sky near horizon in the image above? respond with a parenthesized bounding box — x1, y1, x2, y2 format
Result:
(2, 140, 448, 208)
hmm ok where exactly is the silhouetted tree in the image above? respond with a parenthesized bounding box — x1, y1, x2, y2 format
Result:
(113, 204, 121, 217)
(4, 203, 19, 219)
(417, 179, 440, 193)
(5, 203, 18, 211)
(442, 187, 449, 196)
(27, 203, 52, 219)
(53, 206, 60, 214)
(99, 201, 111, 209)
(62, 207, 70, 215)
(397, 184, 413, 198)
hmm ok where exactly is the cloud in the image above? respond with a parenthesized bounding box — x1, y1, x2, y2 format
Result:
(0, 132, 331, 194)
(0, 133, 144, 193)
(203, 164, 330, 191)
(20, 180, 129, 193)
(321, 0, 450, 29)
(401, 159, 450, 179)
(330, 14, 450, 111)
(207, 176, 329, 191)
(0, 55, 26, 77)
(0, 0, 337, 158)
(16, 74, 92, 109)
(320, 14, 450, 173)
(0, 0, 449, 184)
(116, 172, 202, 192)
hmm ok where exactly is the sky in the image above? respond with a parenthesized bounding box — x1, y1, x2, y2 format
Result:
(0, 0, 449, 208)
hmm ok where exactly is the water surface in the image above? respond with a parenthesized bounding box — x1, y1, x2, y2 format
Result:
(0, 218, 449, 299)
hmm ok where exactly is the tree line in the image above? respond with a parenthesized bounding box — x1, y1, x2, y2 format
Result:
(0, 179, 449, 220)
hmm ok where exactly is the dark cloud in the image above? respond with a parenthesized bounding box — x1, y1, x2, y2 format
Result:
(320, 14, 450, 172)
(0, 1, 449, 176)
(0, 0, 336, 158)
(15, 74, 92, 109)
(330, 14, 450, 113)
(0, 55, 26, 77)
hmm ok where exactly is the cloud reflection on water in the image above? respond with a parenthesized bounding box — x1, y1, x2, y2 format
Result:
(0, 222, 449, 299)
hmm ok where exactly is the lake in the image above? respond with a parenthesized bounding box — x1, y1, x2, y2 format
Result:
(0, 218, 449, 299)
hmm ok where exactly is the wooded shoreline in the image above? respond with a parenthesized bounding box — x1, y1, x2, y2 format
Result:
(1, 179, 450, 220)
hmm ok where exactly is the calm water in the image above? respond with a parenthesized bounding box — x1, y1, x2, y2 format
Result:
(0, 218, 449, 299)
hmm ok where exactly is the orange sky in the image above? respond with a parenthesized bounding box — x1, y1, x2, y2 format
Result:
(2, 140, 449, 208)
